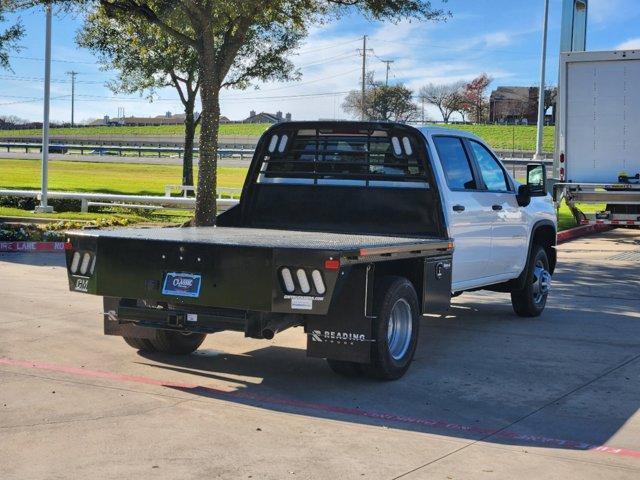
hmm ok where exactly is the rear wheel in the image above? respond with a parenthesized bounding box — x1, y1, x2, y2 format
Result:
(123, 336, 156, 352)
(326, 359, 363, 377)
(511, 245, 551, 317)
(149, 330, 207, 355)
(364, 276, 419, 380)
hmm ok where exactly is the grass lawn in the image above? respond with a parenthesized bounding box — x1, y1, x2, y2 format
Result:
(0, 158, 248, 195)
(1, 123, 554, 152)
(432, 124, 555, 152)
(0, 205, 193, 224)
(1, 158, 593, 232)
(0, 123, 271, 138)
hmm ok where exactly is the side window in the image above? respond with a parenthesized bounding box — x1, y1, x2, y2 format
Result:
(469, 141, 510, 192)
(433, 136, 476, 190)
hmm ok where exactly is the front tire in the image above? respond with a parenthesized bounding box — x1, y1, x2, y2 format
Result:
(511, 245, 551, 317)
(365, 276, 420, 380)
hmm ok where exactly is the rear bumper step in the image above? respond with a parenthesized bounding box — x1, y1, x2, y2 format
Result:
(117, 305, 248, 334)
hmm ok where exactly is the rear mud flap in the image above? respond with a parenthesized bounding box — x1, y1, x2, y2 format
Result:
(306, 265, 373, 364)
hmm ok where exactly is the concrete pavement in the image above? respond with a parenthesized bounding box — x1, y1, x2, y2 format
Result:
(0, 229, 639, 479)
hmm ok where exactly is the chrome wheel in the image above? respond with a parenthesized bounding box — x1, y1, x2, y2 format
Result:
(532, 260, 551, 305)
(387, 298, 413, 361)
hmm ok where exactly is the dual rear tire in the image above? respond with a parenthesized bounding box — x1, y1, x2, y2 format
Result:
(123, 330, 206, 355)
(327, 276, 419, 381)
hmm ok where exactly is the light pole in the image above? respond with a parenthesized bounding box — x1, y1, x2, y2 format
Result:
(35, 2, 54, 213)
(534, 0, 550, 161)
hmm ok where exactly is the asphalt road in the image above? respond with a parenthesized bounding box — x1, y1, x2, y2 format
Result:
(0, 229, 639, 479)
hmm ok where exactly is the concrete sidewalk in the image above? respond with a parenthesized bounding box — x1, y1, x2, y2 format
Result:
(0, 229, 639, 479)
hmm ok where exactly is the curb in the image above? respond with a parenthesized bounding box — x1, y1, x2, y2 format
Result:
(557, 224, 613, 244)
(0, 241, 66, 253)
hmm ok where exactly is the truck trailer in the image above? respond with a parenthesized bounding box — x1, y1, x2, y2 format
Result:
(554, 50, 640, 226)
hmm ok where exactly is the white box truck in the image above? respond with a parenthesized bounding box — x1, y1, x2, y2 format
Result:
(554, 50, 640, 226)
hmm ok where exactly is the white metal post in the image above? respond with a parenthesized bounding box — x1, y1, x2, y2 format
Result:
(36, 3, 54, 213)
(534, 0, 550, 161)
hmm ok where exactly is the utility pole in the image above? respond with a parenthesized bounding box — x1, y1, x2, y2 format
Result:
(36, 2, 53, 213)
(380, 60, 394, 86)
(356, 35, 373, 121)
(66, 71, 78, 127)
(534, 0, 550, 161)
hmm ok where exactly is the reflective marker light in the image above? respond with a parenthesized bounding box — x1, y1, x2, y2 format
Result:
(311, 270, 326, 295)
(70, 251, 81, 273)
(324, 258, 340, 270)
(296, 268, 311, 293)
(80, 252, 92, 275)
(281, 268, 295, 293)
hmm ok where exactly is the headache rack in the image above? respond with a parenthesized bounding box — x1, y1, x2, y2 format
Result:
(256, 125, 430, 188)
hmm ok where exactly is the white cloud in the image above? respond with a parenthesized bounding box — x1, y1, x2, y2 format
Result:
(616, 38, 640, 50)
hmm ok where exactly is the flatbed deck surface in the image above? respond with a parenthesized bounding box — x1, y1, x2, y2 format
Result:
(70, 226, 448, 253)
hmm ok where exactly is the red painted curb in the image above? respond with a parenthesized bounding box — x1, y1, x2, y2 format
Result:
(0, 241, 66, 252)
(557, 224, 612, 244)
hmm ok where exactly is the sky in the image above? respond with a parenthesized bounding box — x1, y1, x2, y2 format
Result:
(1, 0, 640, 124)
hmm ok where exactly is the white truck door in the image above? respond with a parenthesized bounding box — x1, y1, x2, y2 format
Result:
(467, 140, 527, 276)
(432, 136, 492, 286)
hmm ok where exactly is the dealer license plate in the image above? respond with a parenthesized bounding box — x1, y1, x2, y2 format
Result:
(162, 272, 202, 298)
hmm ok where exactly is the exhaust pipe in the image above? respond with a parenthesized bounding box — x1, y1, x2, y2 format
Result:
(261, 315, 300, 340)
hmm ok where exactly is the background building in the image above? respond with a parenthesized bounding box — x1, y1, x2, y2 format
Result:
(489, 86, 556, 125)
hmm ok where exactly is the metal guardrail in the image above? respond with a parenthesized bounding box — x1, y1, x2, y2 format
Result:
(1, 141, 554, 163)
(0, 142, 254, 160)
(0, 189, 239, 213)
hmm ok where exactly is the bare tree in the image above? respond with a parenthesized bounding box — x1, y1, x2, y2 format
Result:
(418, 82, 464, 123)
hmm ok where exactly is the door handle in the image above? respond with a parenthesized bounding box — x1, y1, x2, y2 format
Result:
(492, 204, 503, 211)
(452, 205, 465, 212)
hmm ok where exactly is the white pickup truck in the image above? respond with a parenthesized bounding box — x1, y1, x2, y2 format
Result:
(65, 121, 556, 380)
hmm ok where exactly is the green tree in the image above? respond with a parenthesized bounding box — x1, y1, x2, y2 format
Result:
(0, 1, 24, 69)
(96, 0, 448, 226)
(343, 81, 418, 122)
(77, 10, 201, 188)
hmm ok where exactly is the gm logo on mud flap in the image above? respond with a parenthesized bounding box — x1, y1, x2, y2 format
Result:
(311, 330, 367, 344)
(74, 278, 89, 292)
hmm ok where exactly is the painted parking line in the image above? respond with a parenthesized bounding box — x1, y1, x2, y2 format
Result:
(1, 356, 638, 460)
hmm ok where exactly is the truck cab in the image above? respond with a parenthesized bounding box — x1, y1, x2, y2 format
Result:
(418, 127, 557, 294)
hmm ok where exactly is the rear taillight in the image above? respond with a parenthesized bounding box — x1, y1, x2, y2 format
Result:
(311, 270, 326, 294)
(70, 252, 81, 273)
(296, 269, 311, 294)
(280, 268, 295, 293)
(279, 267, 327, 295)
(69, 250, 96, 276)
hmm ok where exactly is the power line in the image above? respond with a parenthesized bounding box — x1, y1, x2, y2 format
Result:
(7, 55, 97, 65)
(295, 38, 361, 55)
